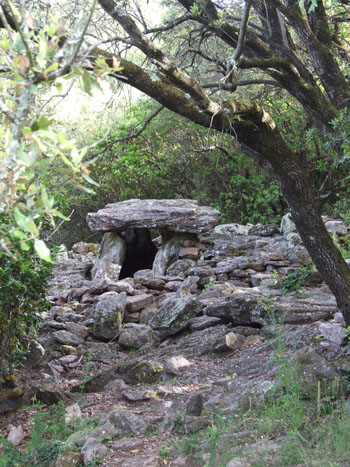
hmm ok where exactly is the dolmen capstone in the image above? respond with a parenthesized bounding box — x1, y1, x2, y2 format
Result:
(86, 199, 221, 279)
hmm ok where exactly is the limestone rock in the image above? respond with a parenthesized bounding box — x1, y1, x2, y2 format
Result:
(325, 220, 348, 235)
(35, 382, 66, 404)
(7, 425, 25, 446)
(112, 437, 144, 451)
(65, 322, 89, 340)
(91, 232, 126, 281)
(74, 421, 119, 447)
(79, 358, 163, 392)
(185, 393, 203, 416)
(163, 356, 192, 375)
(150, 297, 202, 338)
(226, 458, 253, 466)
(108, 409, 149, 435)
(134, 276, 166, 290)
(319, 322, 346, 345)
(79, 341, 120, 363)
(153, 233, 197, 276)
(81, 438, 110, 465)
(55, 449, 81, 467)
(126, 294, 154, 312)
(104, 378, 129, 391)
(212, 332, 246, 353)
(280, 213, 296, 237)
(93, 292, 126, 340)
(189, 316, 223, 332)
(213, 223, 254, 237)
(296, 348, 340, 389)
(87, 199, 221, 234)
(65, 403, 82, 423)
(72, 242, 99, 255)
(123, 389, 156, 401)
(0, 387, 24, 403)
(118, 323, 160, 350)
(52, 330, 84, 346)
(167, 259, 195, 277)
(24, 340, 45, 368)
(179, 247, 201, 260)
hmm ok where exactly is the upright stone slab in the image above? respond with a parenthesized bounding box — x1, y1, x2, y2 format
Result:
(153, 232, 197, 276)
(91, 232, 126, 281)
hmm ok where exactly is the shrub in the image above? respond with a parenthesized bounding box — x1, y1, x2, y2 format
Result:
(0, 242, 54, 382)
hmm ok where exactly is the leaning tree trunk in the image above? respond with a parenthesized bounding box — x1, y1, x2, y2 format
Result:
(238, 120, 350, 326)
(289, 192, 350, 326)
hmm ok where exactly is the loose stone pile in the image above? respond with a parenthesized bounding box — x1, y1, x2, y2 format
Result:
(3, 200, 350, 466)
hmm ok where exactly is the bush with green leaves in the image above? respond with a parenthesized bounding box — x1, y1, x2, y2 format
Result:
(0, 239, 54, 381)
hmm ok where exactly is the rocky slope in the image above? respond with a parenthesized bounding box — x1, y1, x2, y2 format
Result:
(2, 207, 350, 466)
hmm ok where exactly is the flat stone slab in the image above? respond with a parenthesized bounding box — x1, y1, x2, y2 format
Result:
(86, 199, 221, 234)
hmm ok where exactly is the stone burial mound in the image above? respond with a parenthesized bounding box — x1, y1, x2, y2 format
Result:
(86, 199, 221, 279)
(3, 200, 350, 465)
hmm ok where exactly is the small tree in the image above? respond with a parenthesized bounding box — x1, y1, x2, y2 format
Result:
(0, 0, 105, 258)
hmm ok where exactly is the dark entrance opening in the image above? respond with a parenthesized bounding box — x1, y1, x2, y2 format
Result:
(119, 228, 158, 279)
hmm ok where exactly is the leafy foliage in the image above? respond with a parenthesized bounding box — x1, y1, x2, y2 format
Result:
(0, 1, 112, 259)
(0, 233, 54, 380)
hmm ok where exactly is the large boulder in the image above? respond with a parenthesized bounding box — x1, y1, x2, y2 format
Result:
(118, 323, 160, 350)
(150, 297, 202, 338)
(213, 223, 254, 237)
(77, 358, 163, 391)
(86, 199, 221, 234)
(93, 292, 126, 340)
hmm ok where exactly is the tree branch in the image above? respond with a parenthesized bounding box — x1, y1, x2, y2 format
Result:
(223, 0, 253, 82)
(89, 105, 164, 158)
(144, 14, 192, 34)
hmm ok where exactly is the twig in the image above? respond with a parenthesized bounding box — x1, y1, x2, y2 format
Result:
(89, 105, 164, 159)
(45, 209, 74, 242)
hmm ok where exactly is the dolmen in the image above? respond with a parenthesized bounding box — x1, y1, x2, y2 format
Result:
(86, 199, 221, 279)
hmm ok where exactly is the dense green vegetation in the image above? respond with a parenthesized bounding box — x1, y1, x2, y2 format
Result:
(0, 239, 53, 382)
(48, 99, 287, 246)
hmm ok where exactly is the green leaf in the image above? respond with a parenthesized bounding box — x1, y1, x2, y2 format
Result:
(47, 22, 58, 38)
(13, 230, 26, 240)
(21, 242, 31, 251)
(82, 71, 92, 95)
(45, 62, 59, 73)
(57, 131, 66, 144)
(34, 239, 51, 262)
(71, 147, 87, 165)
(23, 127, 32, 135)
(31, 116, 52, 132)
(24, 219, 39, 235)
(60, 153, 75, 169)
(14, 208, 28, 228)
(37, 34, 48, 63)
(72, 65, 83, 75)
(51, 210, 70, 221)
(28, 184, 37, 196)
(81, 172, 99, 186)
(41, 186, 54, 209)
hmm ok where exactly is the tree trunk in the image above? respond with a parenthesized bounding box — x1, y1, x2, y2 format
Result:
(237, 123, 350, 326)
